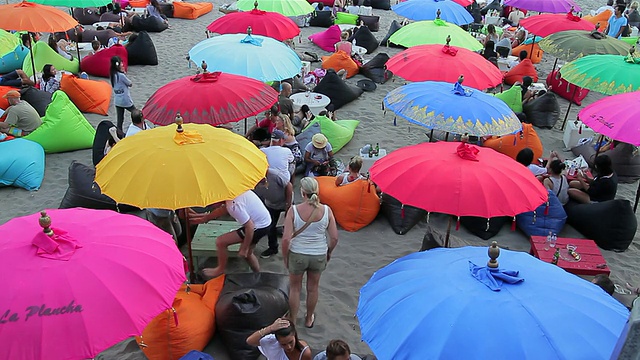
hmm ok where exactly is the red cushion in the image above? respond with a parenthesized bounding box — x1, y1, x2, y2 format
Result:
(309, 25, 342, 52)
(504, 59, 538, 85)
(81, 45, 128, 78)
(546, 69, 589, 106)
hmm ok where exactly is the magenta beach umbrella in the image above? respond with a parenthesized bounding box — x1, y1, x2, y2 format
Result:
(504, 0, 580, 14)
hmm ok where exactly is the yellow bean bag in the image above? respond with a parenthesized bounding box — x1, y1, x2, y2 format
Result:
(483, 123, 543, 160)
(173, 1, 213, 19)
(22, 41, 79, 77)
(60, 74, 112, 115)
(136, 276, 225, 360)
(316, 176, 380, 232)
(321, 50, 359, 78)
(511, 43, 544, 64)
(583, 10, 612, 32)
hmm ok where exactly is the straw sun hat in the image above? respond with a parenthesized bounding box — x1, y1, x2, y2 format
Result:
(312, 133, 328, 149)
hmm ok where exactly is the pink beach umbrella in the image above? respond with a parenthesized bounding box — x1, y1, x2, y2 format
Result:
(0, 209, 186, 360)
(578, 91, 640, 147)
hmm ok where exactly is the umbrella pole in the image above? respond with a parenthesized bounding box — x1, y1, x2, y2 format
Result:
(445, 216, 452, 248)
(29, 42, 36, 84)
(185, 209, 196, 283)
(429, 129, 434, 143)
(244, 118, 247, 134)
(634, 181, 640, 212)
(552, 58, 558, 73)
(560, 87, 578, 131)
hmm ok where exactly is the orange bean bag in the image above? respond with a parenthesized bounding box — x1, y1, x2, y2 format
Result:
(173, 2, 213, 19)
(321, 50, 359, 78)
(511, 43, 544, 64)
(583, 10, 612, 32)
(504, 59, 538, 85)
(483, 123, 543, 160)
(129, 0, 149, 7)
(0, 86, 13, 110)
(316, 176, 380, 232)
(60, 74, 112, 115)
(136, 277, 224, 360)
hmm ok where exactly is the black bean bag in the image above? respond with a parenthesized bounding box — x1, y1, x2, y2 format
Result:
(380, 193, 426, 235)
(380, 20, 403, 47)
(96, 338, 147, 360)
(565, 199, 637, 251)
(572, 141, 640, 183)
(349, 26, 378, 54)
(125, 31, 158, 65)
(370, 0, 391, 10)
(130, 15, 168, 33)
(99, 12, 122, 23)
(57, 28, 120, 46)
(481, 0, 502, 15)
(460, 216, 510, 240)
(59, 161, 117, 210)
(158, 2, 174, 18)
(358, 15, 380, 32)
(309, 11, 333, 27)
(360, 53, 392, 83)
(215, 273, 290, 360)
(92, 120, 121, 165)
(73, 7, 101, 25)
(523, 92, 560, 129)
(313, 69, 364, 110)
(20, 86, 51, 117)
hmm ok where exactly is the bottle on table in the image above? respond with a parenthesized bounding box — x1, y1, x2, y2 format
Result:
(552, 248, 560, 265)
(544, 231, 552, 250)
(374, 143, 380, 156)
(550, 233, 557, 248)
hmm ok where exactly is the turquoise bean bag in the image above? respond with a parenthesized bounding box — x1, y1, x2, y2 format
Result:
(0, 138, 45, 191)
(0, 45, 29, 74)
(24, 91, 95, 153)
(301, 115, 359, 153)
(22, 41, 79, 77)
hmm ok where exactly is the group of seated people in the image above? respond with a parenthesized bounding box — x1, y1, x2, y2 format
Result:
(517, 147, 618, 205)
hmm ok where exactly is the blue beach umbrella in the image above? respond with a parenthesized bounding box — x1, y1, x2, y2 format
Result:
(357, 245, 629, 360)
(392, 0, 474, 25)
(383, 79, 521, 136)
(188, 32, 302, 82)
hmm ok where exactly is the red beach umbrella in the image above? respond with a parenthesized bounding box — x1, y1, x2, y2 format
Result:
(520, 11, 595, 38)
(143, 71, 279, 126)
(386, 41, 504, 90)
(207, 8, 300, 42)
(369, 142, 548, 219)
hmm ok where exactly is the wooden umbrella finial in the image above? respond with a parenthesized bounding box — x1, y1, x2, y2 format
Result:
(487, 241, 500, 268)
(39, 211, 54, 236)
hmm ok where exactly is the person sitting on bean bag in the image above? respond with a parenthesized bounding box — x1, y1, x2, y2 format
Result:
(516, 147, 548, 177)
(335, 156, 365, 186)
(48, 37, 74, 61)
(147, 0, 170, 26)
(314, 339, 362, 360)
(305, 133, 335, 177)
(40, 64, 60, 94)
(568, 154, 618, 204)
(0, 69, 35, 88)
(0, 90, 42, 137)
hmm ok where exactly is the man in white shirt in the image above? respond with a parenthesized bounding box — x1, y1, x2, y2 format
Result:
(125, 109, 151, 137)
(508, 7, 525, 26)
(193, 190, 272, 279)
(592, 0, 615, 16)
(261, 129, 295, 184)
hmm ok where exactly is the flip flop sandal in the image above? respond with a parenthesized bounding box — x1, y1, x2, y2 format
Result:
(305, 313, 315, 328)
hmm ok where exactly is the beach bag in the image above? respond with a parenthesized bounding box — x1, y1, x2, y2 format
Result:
(126, 31, 158, 66)
(380, 193, 426, 235)
(360, 53, 392, 83)
(19, 86, 52, 117)
(504, 59, 538, 85)
(308, 25, 342, 52)
(380, 20, 403, 47)
(0, 139, 44, 191)
(216, 273, 290, 360)
(322, 50, 359, 78)
(60, 74, 112, 115)
(516, 190, 566, 237)
(309, 11, 334, 27)
(317, 177, 380, 231)
(358, 15, 380, 32)
(523, 92, 560, 129)
(313, 70, 364, 109)
(546, 69, 590, 106)
(566, 200, 636, 251)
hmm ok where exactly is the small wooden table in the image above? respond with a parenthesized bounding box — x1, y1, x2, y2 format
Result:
(190, 220, 240, 270)
(529, 236, 610, 276)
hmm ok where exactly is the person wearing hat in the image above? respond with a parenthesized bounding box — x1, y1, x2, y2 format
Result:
(304, 133, 335, 177)
(0, 90, 42, 137)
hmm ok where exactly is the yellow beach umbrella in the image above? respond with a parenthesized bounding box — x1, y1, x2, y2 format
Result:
(95, 122, 268, 210)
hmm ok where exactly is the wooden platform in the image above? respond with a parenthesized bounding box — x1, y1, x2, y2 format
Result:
(190, 220, 239, 269)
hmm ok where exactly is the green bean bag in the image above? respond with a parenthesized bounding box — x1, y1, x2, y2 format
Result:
(334, 12, 359, 25)
(622, 36, 639, 45)
(302, 115, 359, 153)
(0, 29, 20, 57)
(25, 91, 95, 153)
(22, 41, 79, 77)
(493, 85, 523, 113)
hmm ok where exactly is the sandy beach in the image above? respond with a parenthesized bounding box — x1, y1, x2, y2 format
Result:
(1, 0, 639, 358)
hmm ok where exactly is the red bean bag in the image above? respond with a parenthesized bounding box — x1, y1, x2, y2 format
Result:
(173, 1, 213, 19)
(483, 123, 544, 160)
(136, 277, 225, 360)
(309, 25, 342, 52)
(583, 10, 612, 32)
(546, 69, 590, 106)
(321, 50, 359, 78)
(60, 74, 112, 115)
(511, 43, 544, 64)
(316, 176, 380, 232)
(81, 44, 128, 78)
(504, 59, 538, 85)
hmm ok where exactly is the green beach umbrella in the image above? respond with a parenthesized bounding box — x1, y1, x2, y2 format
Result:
(388, 18, 483, 51)
(539, 30, 631, 61)
(29, 0, 113, 7)
(560, 51, 640, 95)
(0, 29, 20, 58)
(237, 0, 314, 17)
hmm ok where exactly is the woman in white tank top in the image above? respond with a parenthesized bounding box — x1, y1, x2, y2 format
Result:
(282, 177, 339, 329)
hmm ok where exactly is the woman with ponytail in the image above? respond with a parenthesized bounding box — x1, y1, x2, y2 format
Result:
(110, 56, 135, 133)
(282, 177, 339, 329)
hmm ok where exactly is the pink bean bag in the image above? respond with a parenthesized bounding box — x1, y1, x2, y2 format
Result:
(309, 25, 342, 52)
(546, 69, 589, 106)
(81, 45, 128, 78)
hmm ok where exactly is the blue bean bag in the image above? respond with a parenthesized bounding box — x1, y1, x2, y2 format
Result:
(0, 45, 29, 74)
(0, 139, 45, 191)
(516, 190, 566, 236)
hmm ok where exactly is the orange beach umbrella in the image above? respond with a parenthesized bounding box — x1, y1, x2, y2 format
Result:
(0, 1, 78, 32)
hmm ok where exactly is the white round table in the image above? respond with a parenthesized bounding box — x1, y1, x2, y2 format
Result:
(290, 92, 331, 114)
